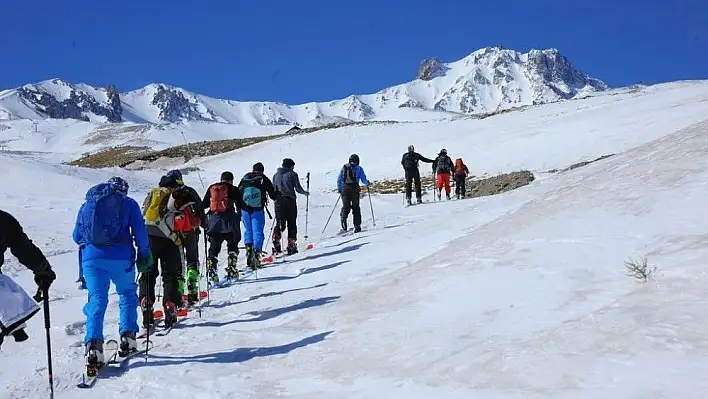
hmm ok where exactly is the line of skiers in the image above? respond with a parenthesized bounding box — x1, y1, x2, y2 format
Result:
(401, 145, 469, 205)
(0, 149, 464, 372)
(70, 159, 309, 367)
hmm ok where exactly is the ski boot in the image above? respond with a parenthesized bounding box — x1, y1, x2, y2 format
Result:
(446, 193, 451, 200)
(272, 231, 283, 256)
(286, 238, 298, 255)
(406, 197, 412, 206)
(340, 219, 348, 234)
(118, 332, 138, 357)
(140, 297, 155, 327)
(206, 257, 219, 285)
(185, 265, 200, 305)
(354, 225, 362, 233)
(226, 251, 240, 280)
(163, 300, 178, 327)
(416, 196, 422, 205)
(85, 339, 105, 376)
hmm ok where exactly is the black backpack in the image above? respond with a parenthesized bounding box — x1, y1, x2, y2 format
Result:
(436, 156, 452, 173)
(342, 164, 357, 185)
(402, 152, 417, 169)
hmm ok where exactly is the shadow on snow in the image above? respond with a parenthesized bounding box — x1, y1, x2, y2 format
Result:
(190, 296, 340, 328)
(210, 283, 329, 309)
(247, 260, 351, 284)
(129, 331, 334, 367)
(290, 242, 369, 264)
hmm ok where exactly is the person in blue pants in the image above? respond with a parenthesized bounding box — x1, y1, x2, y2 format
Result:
(238, 162, 277, 270)
(72, 177, 153, 368)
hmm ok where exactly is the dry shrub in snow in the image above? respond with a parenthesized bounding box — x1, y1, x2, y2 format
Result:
(624, 256, 656, 283)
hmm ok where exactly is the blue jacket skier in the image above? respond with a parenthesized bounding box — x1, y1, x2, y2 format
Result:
(337, 154, 370, 233)
(238, 162, 277, 270)
(72, 177, 152, 367)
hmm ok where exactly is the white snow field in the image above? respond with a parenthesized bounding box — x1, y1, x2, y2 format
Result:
(1, 80, 708, 398)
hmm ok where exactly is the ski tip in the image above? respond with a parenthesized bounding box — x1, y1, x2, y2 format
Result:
(199, 291, 208, 299)
(177, 309, 189, 317)
(306, 243, 314, 250)
(153, 310, 164, 319)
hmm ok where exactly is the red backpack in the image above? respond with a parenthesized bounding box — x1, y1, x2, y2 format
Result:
(209, 183, 230, 213)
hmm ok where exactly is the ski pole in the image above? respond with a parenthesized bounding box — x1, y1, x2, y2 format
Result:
(304, 172, 310, 239)
(143, 270, 151, 362)
(366, 185, 376, 227)
(321, 194, 341, 234)
(203, 232, 210, 306)
(34, 288, 54, 399)
(264, 215, 276, 254)
(264, 205, 273, 220)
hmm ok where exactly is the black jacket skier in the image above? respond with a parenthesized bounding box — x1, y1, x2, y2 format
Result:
(201, 171, 247, 282)
(0, 209, 56, 347)
(400, 145, 434, 204)
(272, 158, 309, 254)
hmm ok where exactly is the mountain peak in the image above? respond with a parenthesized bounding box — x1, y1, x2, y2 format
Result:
(0, 46, 610, 126)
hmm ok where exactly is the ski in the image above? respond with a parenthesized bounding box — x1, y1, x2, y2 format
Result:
(77, 339, 120, 389)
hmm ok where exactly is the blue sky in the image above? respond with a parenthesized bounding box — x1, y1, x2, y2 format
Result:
(1, 0, 706, 104)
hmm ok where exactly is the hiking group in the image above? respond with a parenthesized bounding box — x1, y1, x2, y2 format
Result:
(0, 147, 468, 385)
(401, 145, 470, 205)
(70, 160, 314, 368)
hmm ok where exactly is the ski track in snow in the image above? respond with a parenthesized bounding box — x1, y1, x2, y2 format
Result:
(2, 82, 708, 398)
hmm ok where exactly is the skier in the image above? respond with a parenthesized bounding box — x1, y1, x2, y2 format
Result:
(140, 170, 184, 329)
(170, 172, 205, 305)
(238, 162, 277, 269)
(432, 149, 454, 200)
(0, 209, 56, 349)
(400, 145, 434, 205)
(272, 158, 310, 255)
(453, 158, 470, 199)
(201, 171, 245, 282)
(72, 177, 150, 365)
(337, 154, 370, 233)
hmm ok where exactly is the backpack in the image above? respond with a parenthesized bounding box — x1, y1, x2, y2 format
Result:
(172, 187, 199, 232)
(143, 187, 173, 224)
(143, 186, 179, 241)
(209, 183, 230, 213)
(174, 207, 196, 233)
(79, 183, 126, 246)
(241, 174, 263, 208)
(402, 152, 417, 169)
(436, 156, 452, 173)
(342, 164, 357, 185)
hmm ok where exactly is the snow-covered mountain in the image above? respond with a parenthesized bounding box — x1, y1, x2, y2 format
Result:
(2, 80, 708, 398)
(0, 47, 608, 126)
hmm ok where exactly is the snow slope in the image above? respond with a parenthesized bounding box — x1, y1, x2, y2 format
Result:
(2, 80, 708, 398)
(0, 47, 607, 127)
(0, 118, 286, 161)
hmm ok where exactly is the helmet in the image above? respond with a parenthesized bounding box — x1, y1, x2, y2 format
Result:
(166, 169, 184, 186)
(407, 145, 414, 152)
(440, 148, 447, 154)
(220, 171, 234, 182)
(348, 154, 360, 165)
(282, 158, 295, 168)
(107, 176, 129, 194)
(253, 162, 265, 173)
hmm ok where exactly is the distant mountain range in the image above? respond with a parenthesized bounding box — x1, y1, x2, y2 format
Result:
(0, 46, 608, 127)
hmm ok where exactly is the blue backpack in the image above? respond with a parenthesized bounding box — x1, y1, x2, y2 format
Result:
(240, 174, 263, 208)
(79, 183, 126, 246)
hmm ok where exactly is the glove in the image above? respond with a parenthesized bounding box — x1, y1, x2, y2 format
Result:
(34, 266, 56, 291)
(304, 191, 310, 196)
(136, 253, 154, 273)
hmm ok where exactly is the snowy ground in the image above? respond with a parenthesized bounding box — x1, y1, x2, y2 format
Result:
(2, 81, 708, 398)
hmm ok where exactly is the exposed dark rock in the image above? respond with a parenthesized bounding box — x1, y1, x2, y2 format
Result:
(417, 57, 448, 81)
